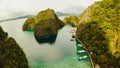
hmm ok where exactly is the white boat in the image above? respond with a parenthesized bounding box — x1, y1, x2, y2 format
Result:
(78, 56, 88, 60)
(78, 44, 82, 47)
(77, 50, 86, 53)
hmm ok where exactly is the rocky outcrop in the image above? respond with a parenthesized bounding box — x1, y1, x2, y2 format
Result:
(0, 26, 29, 68)
(22, 17, 35, 31)
(22, 8, 64, 38)
(34, 8, 64, 37)
(76, 0, 120, 68)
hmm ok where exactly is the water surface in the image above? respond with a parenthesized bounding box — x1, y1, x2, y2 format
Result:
(0, 18, 91, 68)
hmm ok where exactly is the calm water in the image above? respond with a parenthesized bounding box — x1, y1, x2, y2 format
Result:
(0, 18, 91, 68)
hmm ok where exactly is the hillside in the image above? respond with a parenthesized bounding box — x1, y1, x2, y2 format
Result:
(76, 0, 120, 68)
(0, 26, 29, 68)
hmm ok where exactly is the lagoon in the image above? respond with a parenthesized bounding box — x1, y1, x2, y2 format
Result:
(0, 18, 91, 68)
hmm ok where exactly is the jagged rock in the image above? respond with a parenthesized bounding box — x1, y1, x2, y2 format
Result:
(0, 26, 29, 68)
(34, 8, 64, 37)
(22, 8, 64, 38)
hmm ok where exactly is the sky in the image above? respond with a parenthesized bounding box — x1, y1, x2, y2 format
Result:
(0, 0, 99, 18)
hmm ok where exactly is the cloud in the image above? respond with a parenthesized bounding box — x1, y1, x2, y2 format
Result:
(0, 0, 97, 18)
(62, 5, 86, 16)
(0, 0, 97, 11)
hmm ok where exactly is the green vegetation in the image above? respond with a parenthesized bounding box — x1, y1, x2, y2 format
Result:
(22, 17, 35, 31)
(34, 8, 64, 29)
(35, 8, 59, 21)
(22, 8, 64, 38)
(0, 26, 29, 68)
(76, 0, 120, 68)
(63, 16, 79, 27)
(22, 8, 64, 31)
(34, 8, 64, 37)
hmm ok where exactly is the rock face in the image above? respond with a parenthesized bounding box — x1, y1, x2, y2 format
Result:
(76, 0, 120, 68)
(34, 8, 64, 37)
(22, 8, 64, 38)
(0, 26, 29, 68)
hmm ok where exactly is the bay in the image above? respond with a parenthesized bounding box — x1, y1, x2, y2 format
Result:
(0, 18, 91, 68)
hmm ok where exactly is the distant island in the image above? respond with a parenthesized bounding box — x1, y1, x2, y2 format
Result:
(55, 11, 77, 17)
(63, 16, 79, 27)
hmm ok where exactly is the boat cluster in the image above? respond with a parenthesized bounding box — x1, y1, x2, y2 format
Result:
(77, 44, 88, 61)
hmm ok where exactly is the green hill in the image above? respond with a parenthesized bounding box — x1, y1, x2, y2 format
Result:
(76, 0, 120, 68)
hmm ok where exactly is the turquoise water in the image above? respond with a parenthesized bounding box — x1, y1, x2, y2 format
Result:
(0, 18, 92, 68)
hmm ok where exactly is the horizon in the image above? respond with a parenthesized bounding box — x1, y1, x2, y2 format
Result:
(0, 0, 99, 19)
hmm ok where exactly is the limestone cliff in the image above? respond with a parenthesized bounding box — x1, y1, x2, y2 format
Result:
(0, 26, 29, 68)
(22, 8, 64, 38)
(34, 8, 64, 37)
(76, 0, 120, 68)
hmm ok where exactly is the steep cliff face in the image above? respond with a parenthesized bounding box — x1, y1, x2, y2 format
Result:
(34, 8, 64, 37)
(22, 8, 64, 37)
(76, 0, 120, 68)
(0, 26, 29, 68)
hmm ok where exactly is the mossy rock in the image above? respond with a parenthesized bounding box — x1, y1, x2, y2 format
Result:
(22, 17, 35, 31)
(34, 19, 58, 37)
(22, 8, 64, 38)
(0, 26, 29, 68)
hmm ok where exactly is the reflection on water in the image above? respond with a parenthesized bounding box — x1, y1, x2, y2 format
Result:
(34, 35, 57, 44)
(0, 18, 92, 68)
